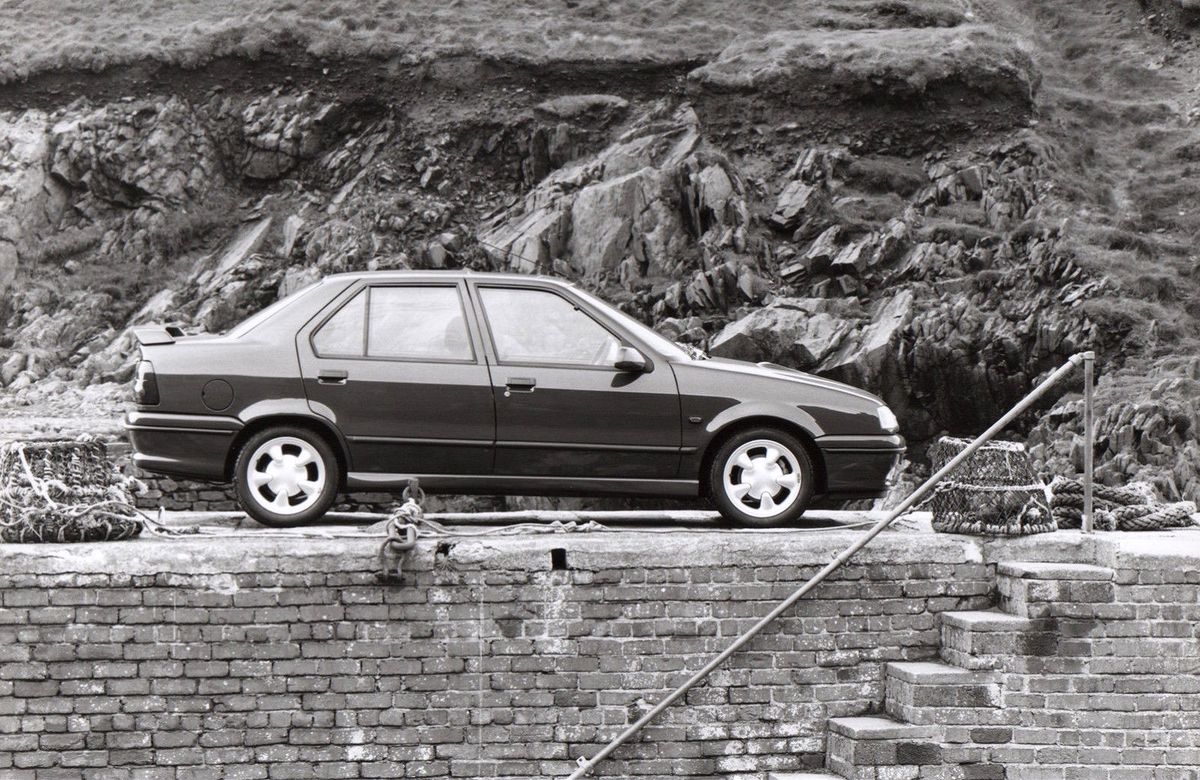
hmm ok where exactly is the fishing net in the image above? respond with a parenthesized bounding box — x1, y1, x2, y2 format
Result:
(0, 438, 143, 543)
(927, 436, 1055, 536)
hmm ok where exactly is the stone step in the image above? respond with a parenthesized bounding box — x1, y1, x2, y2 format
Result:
(997, 562, 1114, 581)
(825, 716, 944, 778)
(884, 662, 1003, 726)
(939, 609, 1057, 670)
(767, 773, 843, 780)
(996, 561, 1115, 618)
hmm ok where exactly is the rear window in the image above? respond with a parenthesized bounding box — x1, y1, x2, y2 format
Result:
(227, 280, 324, 338)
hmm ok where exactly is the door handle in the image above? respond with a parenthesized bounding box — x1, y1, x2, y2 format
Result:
(504, 377, 536, 395)
(317, 369, 348, 385)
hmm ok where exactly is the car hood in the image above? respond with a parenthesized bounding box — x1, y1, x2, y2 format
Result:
(683, 357, 884, 405)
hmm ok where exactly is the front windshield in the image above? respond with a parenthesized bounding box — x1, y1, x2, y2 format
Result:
(570, 287, 693, 361)
(226, 280, 325, 338)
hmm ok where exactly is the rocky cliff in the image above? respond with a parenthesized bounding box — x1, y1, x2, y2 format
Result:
(1, 0, 1198, 505)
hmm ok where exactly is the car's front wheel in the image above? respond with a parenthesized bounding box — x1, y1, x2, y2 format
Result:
(234, 427, 340, 527)
(708, 428, 814, 527)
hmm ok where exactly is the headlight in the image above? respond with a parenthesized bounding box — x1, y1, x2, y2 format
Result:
(876, 406, 899, 433)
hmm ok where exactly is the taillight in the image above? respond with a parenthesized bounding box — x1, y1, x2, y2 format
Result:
(134, 360, 159, 405)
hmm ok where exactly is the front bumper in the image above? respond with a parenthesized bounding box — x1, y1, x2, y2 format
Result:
(124, 411, 242, 481)
(816, 433, 905, 499)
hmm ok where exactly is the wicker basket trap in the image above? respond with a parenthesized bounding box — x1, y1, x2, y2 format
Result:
(0, 438, 143, 543)
(927, 436, 1055, 536)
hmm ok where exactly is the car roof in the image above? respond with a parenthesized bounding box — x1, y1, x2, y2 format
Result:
(321, 269, 571, 286)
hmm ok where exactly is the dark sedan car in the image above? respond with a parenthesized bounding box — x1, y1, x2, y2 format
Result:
(126, 271, 904, 527)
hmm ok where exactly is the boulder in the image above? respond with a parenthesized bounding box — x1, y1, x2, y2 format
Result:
(0, 352, 25, 387)
(278, 266, 322, 298)
(821, 289, 914, 386)
(0, 110, 67, 296)
(709, 298, 862, 366)
(535, 94, 629, 119)
(478, 203, 571, 273)
(829, 238, 873, 275)
(769, 180, 826, 231)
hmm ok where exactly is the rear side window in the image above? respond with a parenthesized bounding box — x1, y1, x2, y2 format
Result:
(367, 287, 472, 361)
(312, 289, 366, 357)
(311, 285, 473, 362)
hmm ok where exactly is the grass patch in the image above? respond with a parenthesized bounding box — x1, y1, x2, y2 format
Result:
(690, 24, 1039, 102)
(0, 0, 970, 82)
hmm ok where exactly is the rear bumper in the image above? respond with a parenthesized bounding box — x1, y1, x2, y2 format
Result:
(816, 433, 905, 500)
(124, 411, 242, 481)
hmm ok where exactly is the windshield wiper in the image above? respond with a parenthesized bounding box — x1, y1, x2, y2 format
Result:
(676, 342, 709, 360)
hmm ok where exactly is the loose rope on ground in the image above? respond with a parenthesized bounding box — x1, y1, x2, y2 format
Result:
(1048, 476, 1197, 531)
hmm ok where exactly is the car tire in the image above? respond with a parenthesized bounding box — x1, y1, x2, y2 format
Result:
(234, 426, 340, 528)
(708, 428, 815, 527)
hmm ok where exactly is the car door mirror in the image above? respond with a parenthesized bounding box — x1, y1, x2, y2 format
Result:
(613, 346, 647, 373)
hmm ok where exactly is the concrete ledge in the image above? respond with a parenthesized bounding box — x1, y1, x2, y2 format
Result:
(0, 526, 990, 576)
(3, 516, 1197, 577)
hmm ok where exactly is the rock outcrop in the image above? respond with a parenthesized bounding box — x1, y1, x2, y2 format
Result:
(0, 39, 1191, 503)
(239, 92, 340, 179)
(1027, 365, 1200, 503)
(49, 98, 221, 217)
(0, 110, 67, 296)
(478, 104, 750, 282)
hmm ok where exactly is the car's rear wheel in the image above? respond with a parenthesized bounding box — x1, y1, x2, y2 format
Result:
(708, 428, 814, 527)
(234, 427, 340, 527)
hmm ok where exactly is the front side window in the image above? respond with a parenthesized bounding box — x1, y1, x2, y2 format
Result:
(311, 285, 473, 362)
(479, 287, 619, 366)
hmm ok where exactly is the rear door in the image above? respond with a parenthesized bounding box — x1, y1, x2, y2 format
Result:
(297, 280, 495, 476)
(469, 282, 681, 479)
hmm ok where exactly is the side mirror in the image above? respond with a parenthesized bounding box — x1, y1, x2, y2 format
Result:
(613, 346, 647, 373)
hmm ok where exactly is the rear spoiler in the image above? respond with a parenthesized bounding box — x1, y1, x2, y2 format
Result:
(133, 325, 186, 346)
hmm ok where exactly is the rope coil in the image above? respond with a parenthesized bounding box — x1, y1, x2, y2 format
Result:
(1049, 476, 1196, 532)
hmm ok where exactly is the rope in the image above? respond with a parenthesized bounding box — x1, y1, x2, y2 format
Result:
(1049, 476, 1197, 531)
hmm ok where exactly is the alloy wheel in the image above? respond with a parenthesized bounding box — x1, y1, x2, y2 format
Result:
(721, 438, 803, 519)
(245, 436, 327, 516)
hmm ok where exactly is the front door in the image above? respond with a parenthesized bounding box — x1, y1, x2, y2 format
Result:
(298, 281, 495, 476)
(470, 283, 681, 479)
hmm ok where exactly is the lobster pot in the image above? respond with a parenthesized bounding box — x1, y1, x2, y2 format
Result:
(927, 436, 1055, 536)
(0, 439, 142, 543)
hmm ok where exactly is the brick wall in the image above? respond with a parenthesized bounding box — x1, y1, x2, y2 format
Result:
(1, 530, 1197, 779)
(0, 532, 994, 779)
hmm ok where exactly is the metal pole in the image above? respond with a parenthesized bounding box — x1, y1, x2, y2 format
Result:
(563, 353, 1088, 779)
(1082, 351, 1095, 534)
